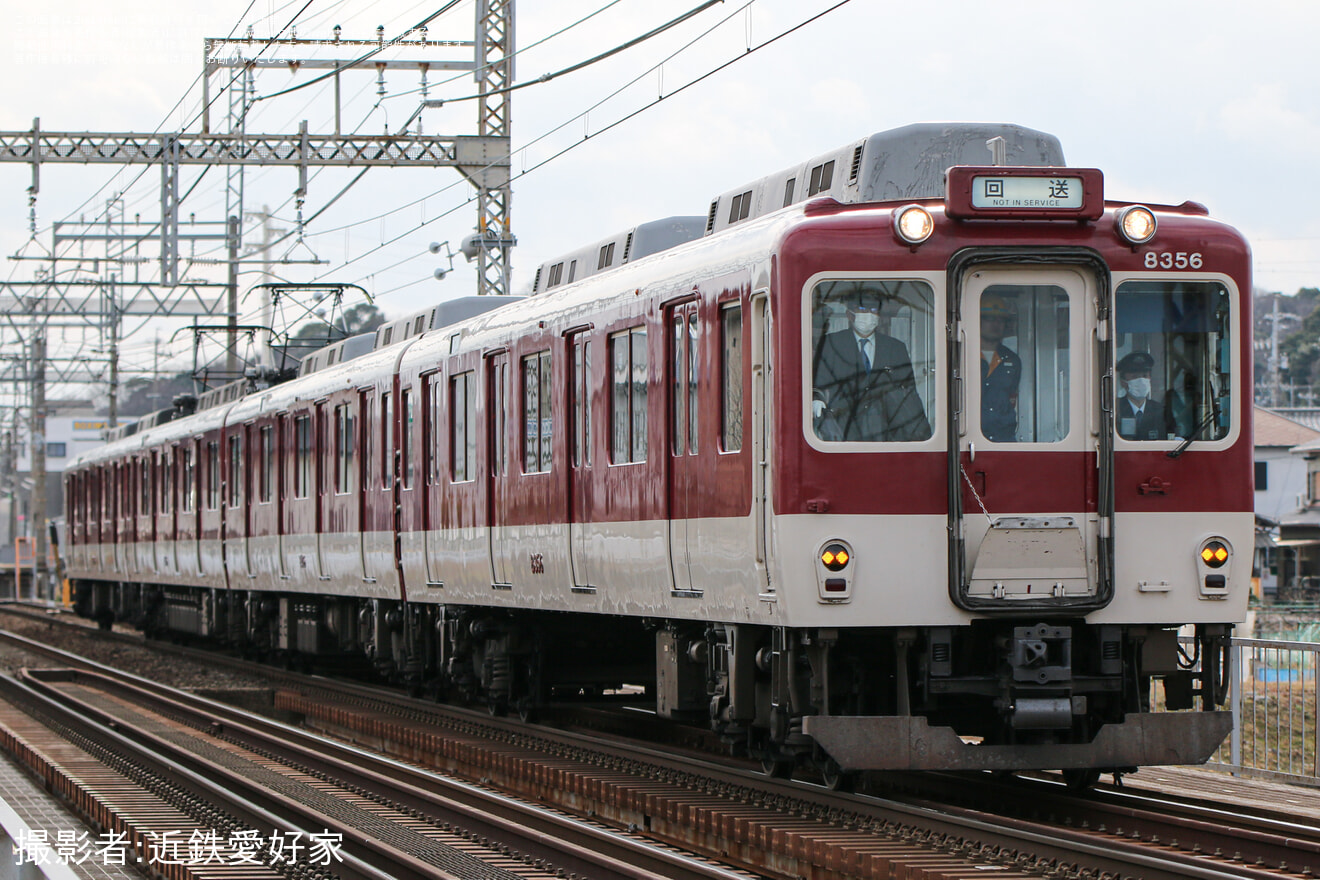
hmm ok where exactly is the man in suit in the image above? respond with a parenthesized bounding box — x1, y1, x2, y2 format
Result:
(811, 290, 930, 442)
(1116, 350, 1166, 441)
(979, 294, 1021, 442)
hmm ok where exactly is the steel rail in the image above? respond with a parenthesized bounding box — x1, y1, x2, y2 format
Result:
(7, 659, 755, 880)
(0, 617, 1299, 880)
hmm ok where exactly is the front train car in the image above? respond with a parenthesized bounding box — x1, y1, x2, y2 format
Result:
(739, 132, 1251, 784)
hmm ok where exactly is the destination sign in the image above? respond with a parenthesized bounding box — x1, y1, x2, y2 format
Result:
(971, 175, 1084, 210)
(944, 166, 1104, 221)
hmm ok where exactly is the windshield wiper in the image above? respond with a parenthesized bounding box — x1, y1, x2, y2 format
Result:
(1166, 406, 1219, 459)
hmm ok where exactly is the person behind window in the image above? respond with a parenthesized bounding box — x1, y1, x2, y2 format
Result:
(980, 294, 1021, 442)
(812, 290, 930, 442)
(1164, 372, 1197, 440)
(1116, 350, 1166, 440)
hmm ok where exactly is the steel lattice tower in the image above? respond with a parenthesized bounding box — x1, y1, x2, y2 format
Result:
(472, 0, 515, 296)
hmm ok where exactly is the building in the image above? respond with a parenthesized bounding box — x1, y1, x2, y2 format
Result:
(2, 410, 127, 551)
(1273, 408, 1320, 601)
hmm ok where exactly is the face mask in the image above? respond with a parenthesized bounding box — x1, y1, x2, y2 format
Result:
(1126, 377, 1151, 401)
(852, 312, 879, 337)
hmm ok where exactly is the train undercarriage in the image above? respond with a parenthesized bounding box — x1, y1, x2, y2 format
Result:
(74, 579, 1233, 787)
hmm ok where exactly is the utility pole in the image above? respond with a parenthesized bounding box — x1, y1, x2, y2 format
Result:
(226, 216, 240, 375)
(107, 275, 119, 429)
(30, 332, 46, 601)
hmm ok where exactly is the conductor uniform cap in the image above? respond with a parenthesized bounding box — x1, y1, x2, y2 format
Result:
(848, 290, 883, 313)
(1117, 351, 1155, 376)
(981, 294, 1014, 318)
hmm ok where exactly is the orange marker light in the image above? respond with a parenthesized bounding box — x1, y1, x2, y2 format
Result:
(1200, 541, 1229, 568)
(821, 543, 850, 572)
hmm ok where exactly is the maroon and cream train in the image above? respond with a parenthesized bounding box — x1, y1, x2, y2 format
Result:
(63, 123, 1252, 784)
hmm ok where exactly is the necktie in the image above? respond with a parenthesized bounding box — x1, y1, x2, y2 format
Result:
(859, 339, 871, 373)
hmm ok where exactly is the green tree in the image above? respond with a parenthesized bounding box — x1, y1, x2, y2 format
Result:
(1279, 289, 1320, 385)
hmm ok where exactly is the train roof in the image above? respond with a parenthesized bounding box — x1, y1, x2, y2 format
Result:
(530, 216, 707, 295)
(704, 122, 1065, 236)
(526, 123, 1064, 289)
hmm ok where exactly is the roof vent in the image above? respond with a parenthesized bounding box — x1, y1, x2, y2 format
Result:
(705, 199, 719, 234)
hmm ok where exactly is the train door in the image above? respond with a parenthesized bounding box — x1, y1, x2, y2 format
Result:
(276, 415, 290, 581)
(238, 424, 256, 577)
(951, 261, 1112, 609)
(110, 464, 123, 574)
(146, 452, 159, 573)
(667, 301, 700, 595)
(422, 376, 446, 587)
(314, 402, 330, 581)
(751, 291, 773, 592)
(487, 353, 513, 587)
(568, 332, 594, 589)
(355, 391, 370, 584)
(192, 441, 204, 579)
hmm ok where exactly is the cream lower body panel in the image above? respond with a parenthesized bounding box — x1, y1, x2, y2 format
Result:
(769, 514, 958, 628)
(1092, 510, 1252, 626)
(70, 510, 1247, 631)
(406, 517, 772, 622)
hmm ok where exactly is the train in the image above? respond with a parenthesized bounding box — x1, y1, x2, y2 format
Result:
(62, 122, 1252, 788)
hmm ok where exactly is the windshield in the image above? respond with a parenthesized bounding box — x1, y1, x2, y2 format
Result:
(808, 278, 935, 443)
(1114, 280, 1232, 442)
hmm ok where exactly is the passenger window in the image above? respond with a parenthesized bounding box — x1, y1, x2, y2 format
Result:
(260, 426, 275, 502)
(1115, 281, 1232, 442)
(523, 351, 552, 473)
(334, 406, 354, 494)
(572, 340, 593, 467)
(611, 328, 648, 463)
(206, 442, 219, 508)
(978, 285, 1070, 443)
(227, 435, 242, 507)
(401, 390, 415, 488)
(294, 416, 312, 498)
(809, 279, 934, 443)
(721, 304, 743, 452)
(451, 374, 476, 482)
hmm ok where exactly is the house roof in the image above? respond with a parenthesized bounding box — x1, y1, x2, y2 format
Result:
(1255, 405, 1320, 449)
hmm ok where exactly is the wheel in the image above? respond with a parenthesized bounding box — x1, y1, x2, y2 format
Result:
(760, 755, 795, 779)
(1062, 768, 1101, 791)
(818, 758, 856, 792)
(516, 698, 537, 724)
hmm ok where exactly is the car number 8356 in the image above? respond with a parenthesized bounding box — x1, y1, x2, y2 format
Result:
(1144, 251, 1203, 269)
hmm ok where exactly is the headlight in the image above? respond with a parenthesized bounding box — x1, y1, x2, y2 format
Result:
(894, 204, 934, 245)
(1115, 205, 1157, 245)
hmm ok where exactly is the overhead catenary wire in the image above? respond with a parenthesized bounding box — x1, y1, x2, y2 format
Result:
(304, 0, 855, 304)
(18, 0, 860, 395)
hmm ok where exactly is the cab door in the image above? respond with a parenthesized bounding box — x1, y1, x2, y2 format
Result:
(951, 260, 1113, 610)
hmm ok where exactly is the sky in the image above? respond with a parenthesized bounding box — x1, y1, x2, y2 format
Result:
(3, 0, 1319, 391)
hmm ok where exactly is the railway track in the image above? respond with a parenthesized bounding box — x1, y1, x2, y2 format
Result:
(0, 664, 759, 879)
(0, 607, 1313, 878)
